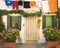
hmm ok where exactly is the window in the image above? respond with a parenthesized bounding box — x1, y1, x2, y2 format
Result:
(42, 15, 57, 29)
(7, 16, 21, 30)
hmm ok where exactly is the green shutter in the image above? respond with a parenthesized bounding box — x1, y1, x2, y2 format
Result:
(52, 16, 57, 28)
(18, 16, 21, 30)
(7, 16, 11, 28)
(58, 18, 60, 29)
(46, 16, 52, 27)
(42, 16, 46, 29)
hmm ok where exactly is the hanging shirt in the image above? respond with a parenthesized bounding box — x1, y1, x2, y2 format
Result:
(5, 0, 12, 6)
(18, 1, 23, 5)
(48, 0, 58, 13)
(12, 0, 19, 10)
(24, 1, 30, 8)
(30, 1, 36, 7)
(35, 1, 41, 7)
(41, 0, 50, 13)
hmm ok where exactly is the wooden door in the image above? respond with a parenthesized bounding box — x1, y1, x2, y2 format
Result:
(25, 16, 40, 43)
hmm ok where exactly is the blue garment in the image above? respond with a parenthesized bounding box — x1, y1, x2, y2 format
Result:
(5, 0, 12, 6)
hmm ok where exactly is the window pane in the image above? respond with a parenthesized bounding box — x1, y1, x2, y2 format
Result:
(11, 16, 18, 27)
(7, 16, 21, 30)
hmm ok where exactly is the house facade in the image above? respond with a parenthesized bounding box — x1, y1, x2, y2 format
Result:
(0, 0, 59, 43)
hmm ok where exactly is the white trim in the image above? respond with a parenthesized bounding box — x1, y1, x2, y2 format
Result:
(38, 16, 46, 43)
(2, 15, 7, 29)
(8, 13, 21, 16)
(42, 13, 57, 16)
(20, 16, 26, 43)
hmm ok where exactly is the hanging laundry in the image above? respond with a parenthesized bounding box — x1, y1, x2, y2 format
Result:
(30, 1, 36, 7)
(41, 0, 50, 13)
(41, 0, 58, 13)
(5, 0, 12, 6)
(35, 1, 41, 7)
(48, 0, 58, 13)
(12, 0, 19, 10)
(24, 1, 30, 8)
(18, 1, 23, 5)
(58, 0, 60, 2)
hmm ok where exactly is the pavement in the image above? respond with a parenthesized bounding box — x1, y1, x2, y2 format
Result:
(0, 43, 60, 48)
(16, 43, 47, 48)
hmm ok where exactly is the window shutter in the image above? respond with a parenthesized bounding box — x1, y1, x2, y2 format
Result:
(18, 16, 21, 30)
(58, 19, 60, 29)
(46, 16, 52, 27)
(7, 16, 11, 28)
(52, 16, 57, 28)
(42, 16, 46, 29)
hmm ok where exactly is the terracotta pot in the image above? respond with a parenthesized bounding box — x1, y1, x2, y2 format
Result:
(58, 40, 60, 44)
(47, 41, 58, 48)
(0, 39, 2, 44)
(4, 42, 16, 48)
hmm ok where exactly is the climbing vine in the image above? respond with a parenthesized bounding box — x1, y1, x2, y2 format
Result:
(0, 9, 42, 17)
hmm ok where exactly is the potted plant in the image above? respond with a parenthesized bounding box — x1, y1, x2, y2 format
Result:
(2, 27, 20, 48)
(57, 30, 60, 44)
(57, 30, 60, 45)
(0, 20, 5, 44)
(43, 26, 58, 48)
(0, 32, 3, 44)
(53, 28, 60, 44)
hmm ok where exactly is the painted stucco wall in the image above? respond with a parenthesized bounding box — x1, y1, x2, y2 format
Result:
(0, 0, 45, 43)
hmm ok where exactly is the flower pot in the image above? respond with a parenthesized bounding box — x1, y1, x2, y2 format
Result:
(0, 39, 2, 44)
(47, 41, 58, 48)
(58, 40, 60, 44)
(4, 42, 16, 48)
